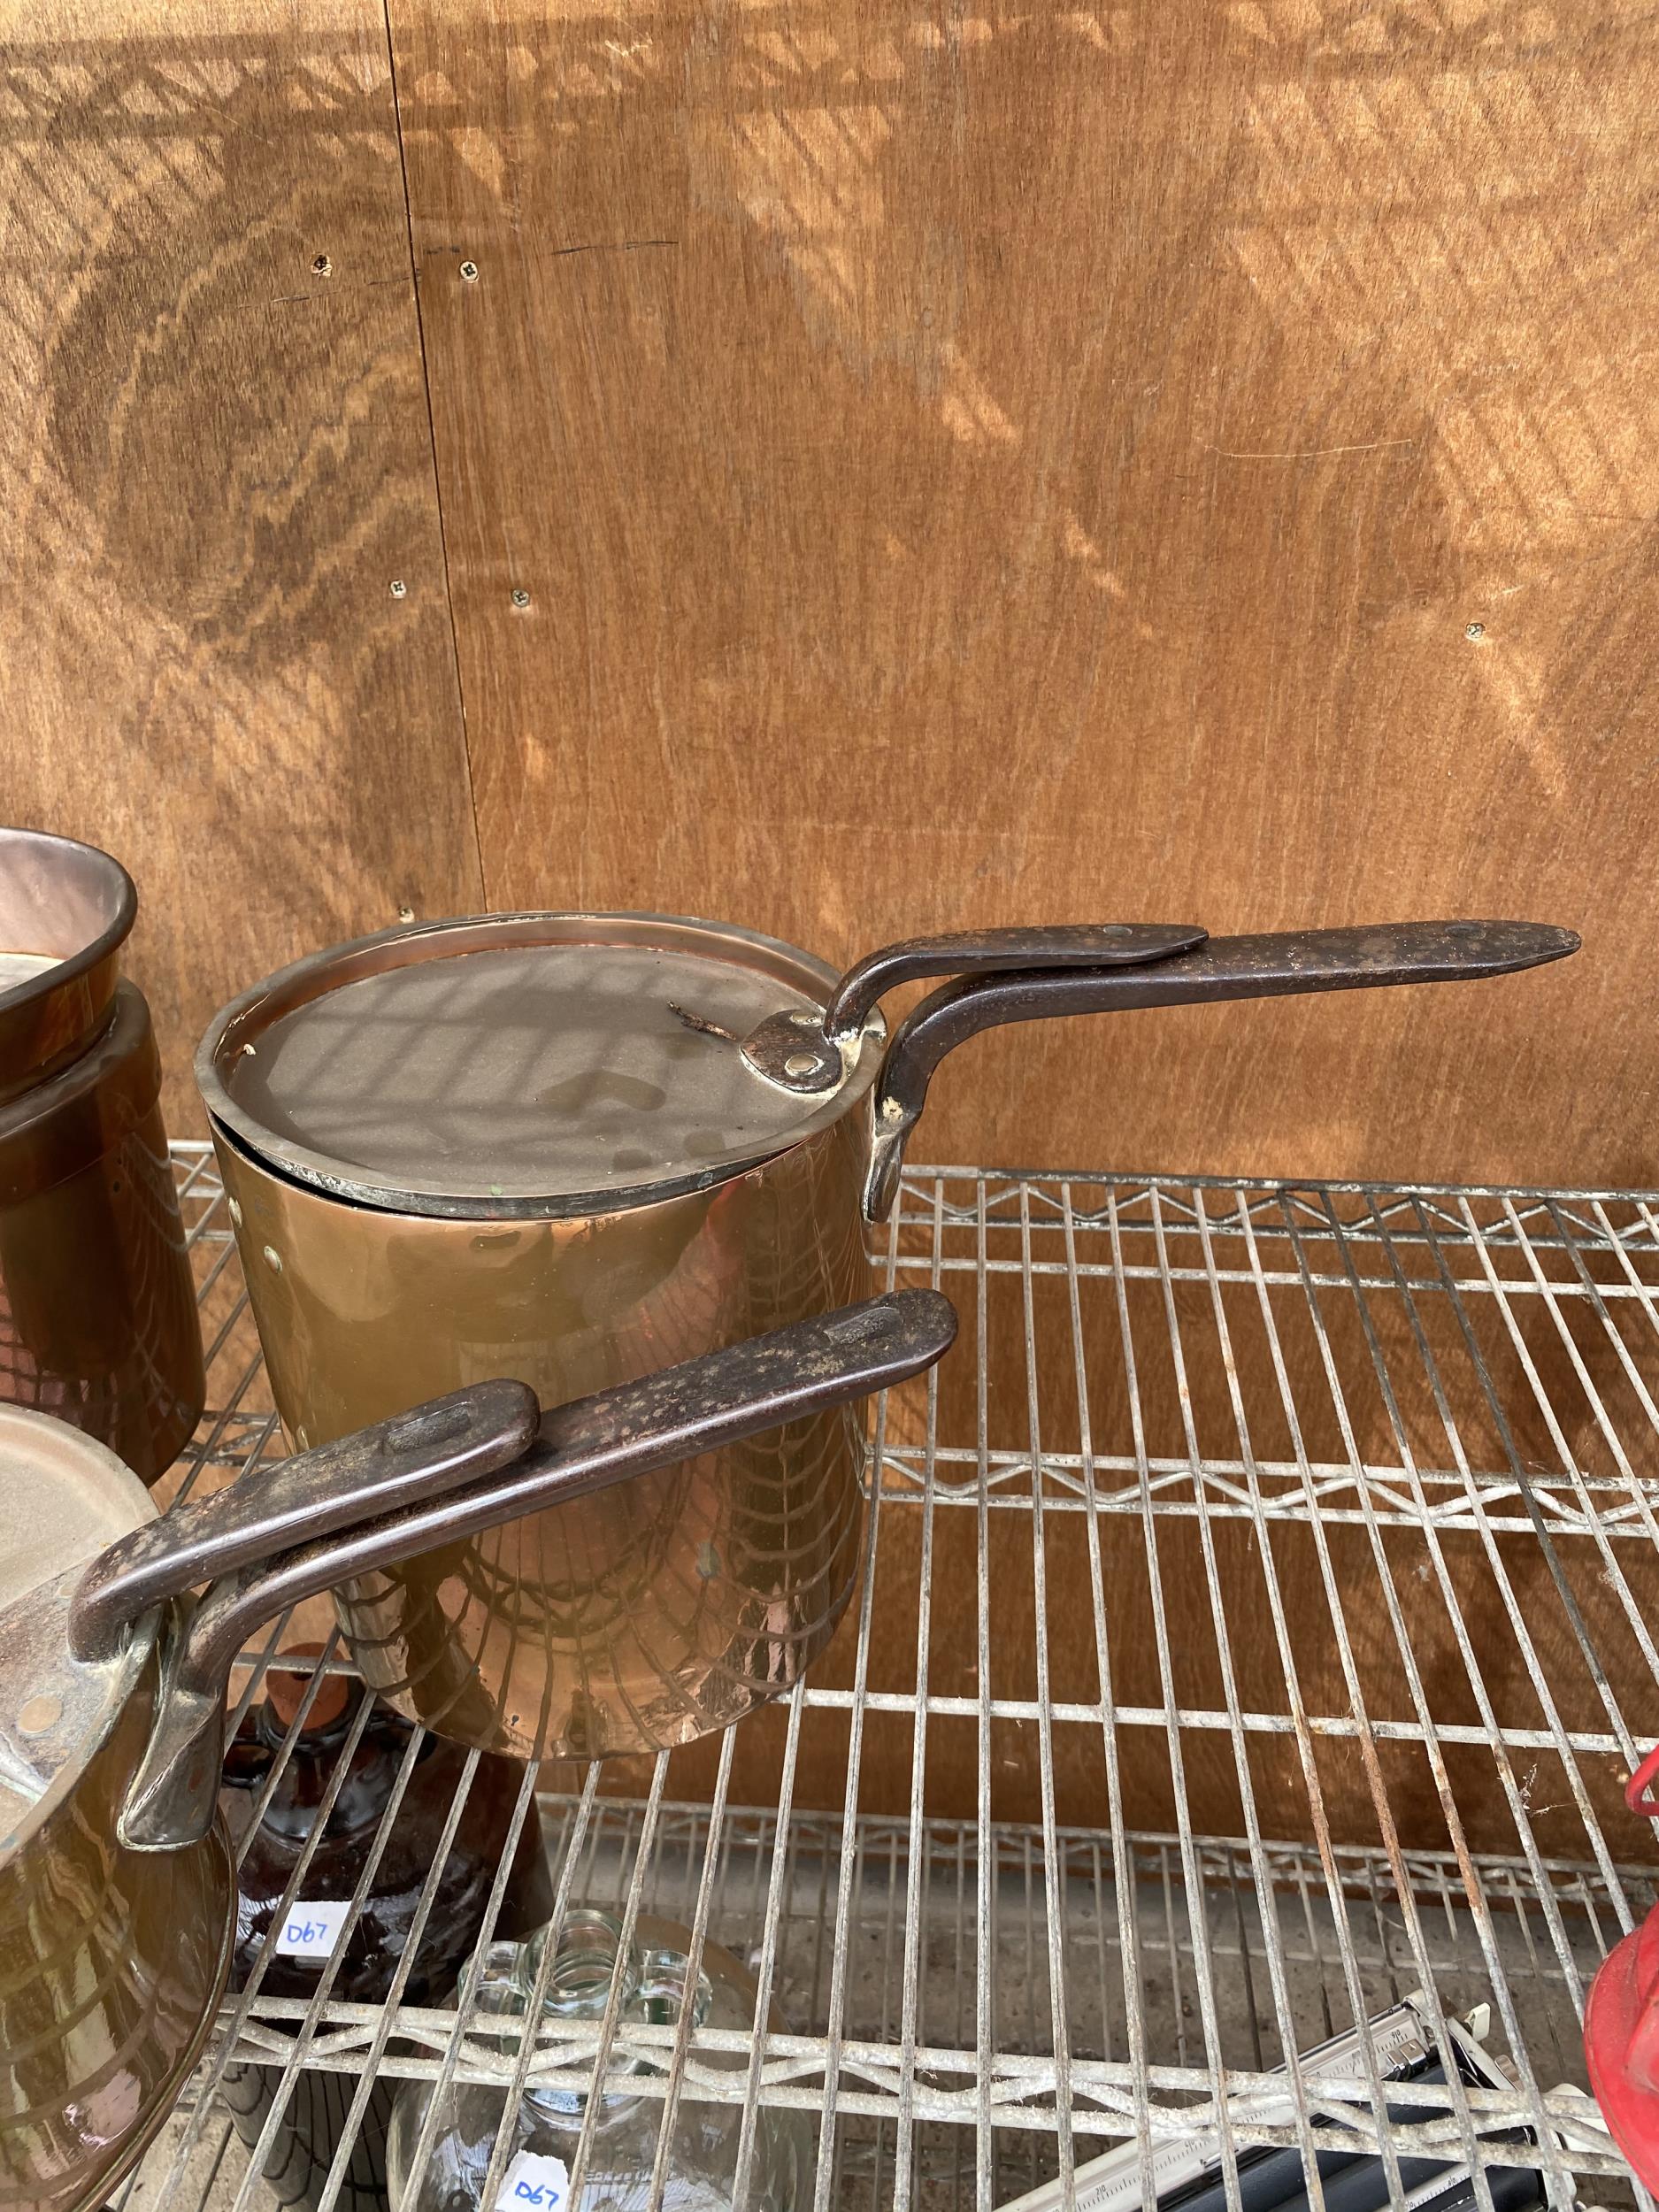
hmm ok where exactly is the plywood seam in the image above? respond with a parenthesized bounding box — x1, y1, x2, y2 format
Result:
(378, 0, 486, 910)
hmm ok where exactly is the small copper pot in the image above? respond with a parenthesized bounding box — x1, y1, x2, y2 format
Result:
(0, 828, 203, 1481)
(0, 1297, 948, 2212)
(198, 911, 1575, 1763)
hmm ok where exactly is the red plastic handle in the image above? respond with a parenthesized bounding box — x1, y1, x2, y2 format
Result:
(1626, 1742, 1659, 1816)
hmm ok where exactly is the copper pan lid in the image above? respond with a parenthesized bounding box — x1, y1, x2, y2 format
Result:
(0, 1405, 158, 1856)
(197, 912, 886, 1220)
(0, 828, 136, 1105)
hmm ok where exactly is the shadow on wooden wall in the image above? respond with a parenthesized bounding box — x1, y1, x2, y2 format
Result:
(386, 0, 1649, 1195)
(0, 2, 480, 1111)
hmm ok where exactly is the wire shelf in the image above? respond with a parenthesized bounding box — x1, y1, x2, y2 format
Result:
(125, 1144, 1659, 2212)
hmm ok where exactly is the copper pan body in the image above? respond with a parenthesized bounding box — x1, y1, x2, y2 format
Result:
(0, 982, 204, 1484)
(0, 1640, 233, 2212)
(210, 1107, 874, 1760)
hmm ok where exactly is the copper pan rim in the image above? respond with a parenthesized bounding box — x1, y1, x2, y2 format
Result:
(0, 1408, 161, 1868)
(0, 1609, 160, 1866)
(196, 909, 883, 1221)
(0, 828, 137, 1100)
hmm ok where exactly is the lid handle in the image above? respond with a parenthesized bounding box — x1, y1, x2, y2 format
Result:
(741, 924, 1207, 1091)
(824, 924, 1210, 1041)
(109, 1288, 956, 1850)
(859, 919, 1581, 1219)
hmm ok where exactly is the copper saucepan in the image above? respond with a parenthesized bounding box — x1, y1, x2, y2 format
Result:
(0, 828, 204, 1480)
(197, 911, 1578, 1762)
(0, 826, 135, 1102)
(0, 1289, 953, 2212)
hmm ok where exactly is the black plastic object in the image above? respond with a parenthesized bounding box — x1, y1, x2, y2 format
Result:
(1164, 2053, 1543, 2212)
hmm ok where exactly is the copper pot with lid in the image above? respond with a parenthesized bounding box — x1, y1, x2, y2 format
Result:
(0, 1289, 951, 2212)
(0, 829, 204, 1482)
(196, 909, 1577, 1763)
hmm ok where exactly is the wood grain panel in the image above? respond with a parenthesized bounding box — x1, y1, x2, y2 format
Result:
(0, 1, 482, 1126)
(383, 0, 1659, 1844)
(387, 0, 1655, 1197)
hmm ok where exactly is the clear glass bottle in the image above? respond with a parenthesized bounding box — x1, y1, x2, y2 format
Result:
(385, 1909, 809, 2211)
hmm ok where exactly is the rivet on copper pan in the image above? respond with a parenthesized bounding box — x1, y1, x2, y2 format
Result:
(18, 1694, 61, 1735)
(227, 1197, 242, 1227)
(263, 1245, 283, 1272)
(784, 1053, 818, 1078)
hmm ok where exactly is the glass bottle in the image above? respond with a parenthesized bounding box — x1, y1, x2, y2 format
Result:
(385, 1909, 810, 2211)
(219, 1648, 553, 2212)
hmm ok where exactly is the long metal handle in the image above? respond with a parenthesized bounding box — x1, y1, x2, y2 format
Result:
(824, 924, 1209, 1040)
(70, 1382, 541, 1661)
(741, 923, 1206, 1090)
(111, 1287, 957, 1849)
(862, 919, 1580, 1221)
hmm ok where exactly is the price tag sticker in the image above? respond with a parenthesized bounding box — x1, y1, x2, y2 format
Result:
(493, 2151, 570, 2209)
(273, 1900, 351, 1962)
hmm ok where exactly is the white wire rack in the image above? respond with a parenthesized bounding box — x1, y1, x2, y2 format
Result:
(125, 1142, 1659, 2212)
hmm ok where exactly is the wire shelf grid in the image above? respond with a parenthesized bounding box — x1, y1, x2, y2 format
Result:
(120, 1144, 1659, 2212)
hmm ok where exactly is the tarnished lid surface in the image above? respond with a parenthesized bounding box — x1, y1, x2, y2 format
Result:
(0, 1405, 157, 1851)
(199, 914, 884, 1218)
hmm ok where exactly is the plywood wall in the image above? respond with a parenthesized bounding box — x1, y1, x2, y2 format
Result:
(4, 0, 1658, 1845)
(0, 0, 483, 1090)
(4, 0, 1652, 1187)
(385, 0, 1651, 1194)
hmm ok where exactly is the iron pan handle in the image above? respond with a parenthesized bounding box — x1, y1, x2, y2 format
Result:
(70, 1384, 541, 1662)
(100, 1287, 957, 1849)
(823, 924, 1210, 1041)
(861, 920, 1581, 1221)
(741, 924, 1206, 1090)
